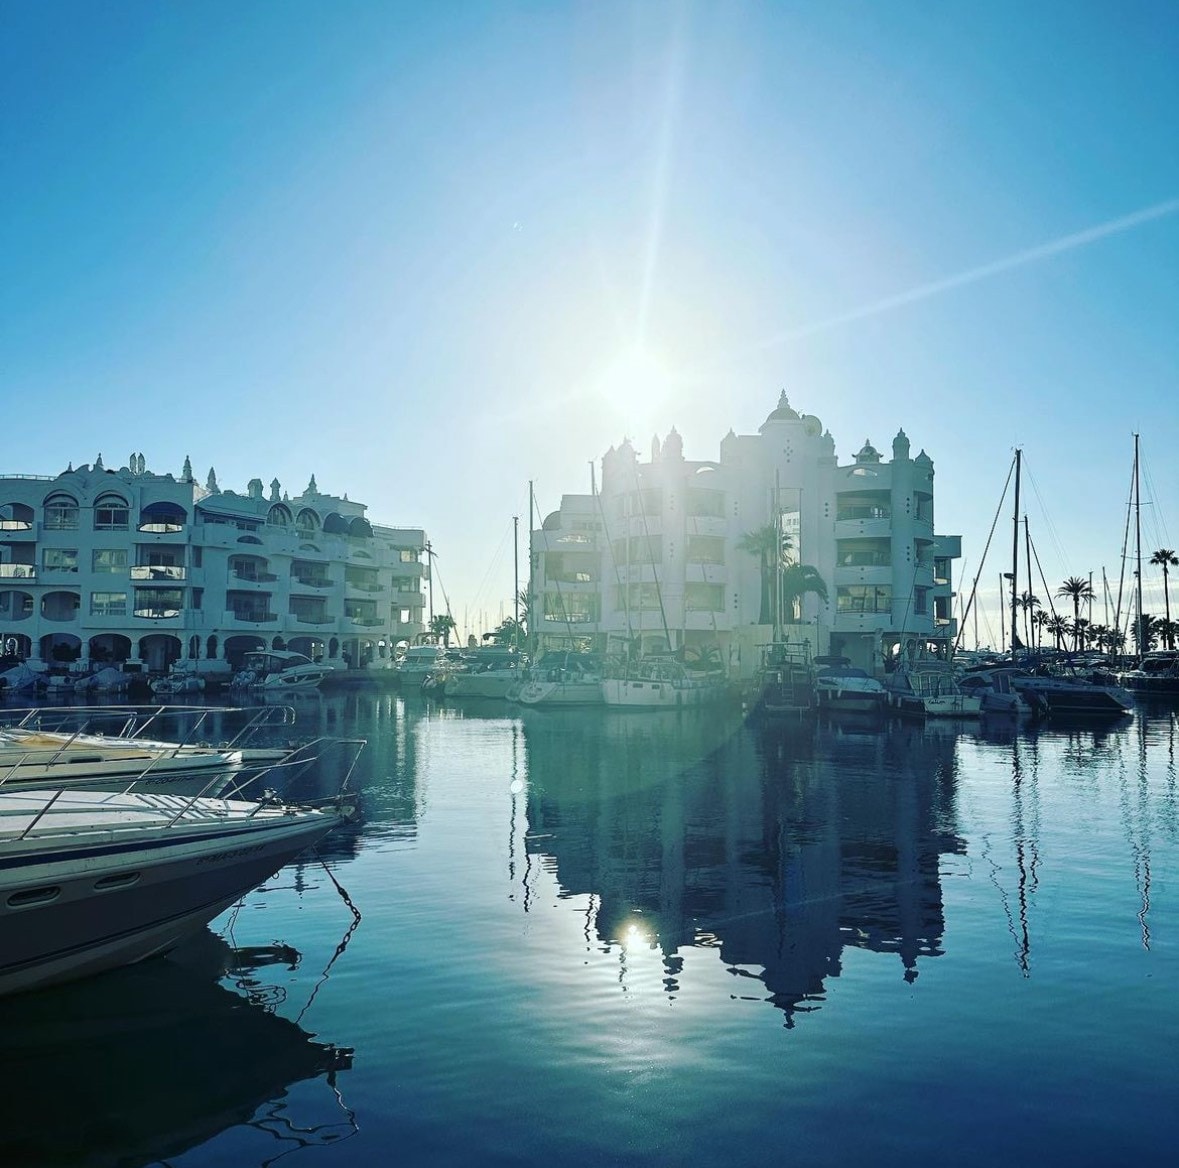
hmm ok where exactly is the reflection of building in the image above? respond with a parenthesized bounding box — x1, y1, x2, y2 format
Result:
(522, 713, 963, 1023)
(529, 393, 961, 673)
(0, 457, 427, 676)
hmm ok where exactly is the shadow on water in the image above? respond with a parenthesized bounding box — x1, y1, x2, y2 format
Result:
(0, 929, 355, 1168)
(518, 707, 966, 1025)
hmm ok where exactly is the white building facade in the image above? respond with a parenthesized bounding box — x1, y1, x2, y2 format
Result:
(0, 456, 428, 678)
(529, 394, 960, 675)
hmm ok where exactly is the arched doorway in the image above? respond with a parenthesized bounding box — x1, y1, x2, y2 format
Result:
(89, 633, 132, 665)
(40, 632, 82, 663)
(1, 632, 32, 661)
(137, 634, 181, 672)
(287, 636, 326, 661)
(224, 634, 266, 671)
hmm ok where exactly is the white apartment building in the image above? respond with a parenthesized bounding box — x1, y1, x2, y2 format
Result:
(0, 455, 428, 678)
(529, 393, 960, 675)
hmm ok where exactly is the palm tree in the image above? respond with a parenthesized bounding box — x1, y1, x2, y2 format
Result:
(737, 525, 792, 626)
(1133, 613, 1159, 654)
(1045, 614, 1071, 651)
(1150, 549, 1178, 648)
(1017, 591, 1040, 650)
(429, 613, 457, 647)
(1031, 609, 1049, 652)
(1056, 577, 1094, 651)
(1155, 618, 1179, 653)
(779, 564, 828, 622)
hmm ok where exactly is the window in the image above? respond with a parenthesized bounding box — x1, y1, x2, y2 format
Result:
(92, 549, 127, 574)
(134, 588, 183, 618)
(43, 548, 78, 573)
(686, 535, 725, 564)
(193, 547, 203, 568)
(685, 488, 725, 518)
(543, 592, 600, 622)
(43, 495, 79, 530)
(93, 495, 129, 530)
(627, 535, 662, 564)
(91, 591, 128, 617)
(914, 586, 929, 615)
(684, 582, 725, 611)
(0, 591, 33, 619)
(836, 585, 892, 614)
(933, 557, 950, 584)
(191, 587, 203, 610)
(399, 548, 419, 563)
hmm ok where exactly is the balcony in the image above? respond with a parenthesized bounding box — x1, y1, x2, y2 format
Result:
(834, 516, 892, 540)
(289, 614, 338, 630)
(345, 580, 385, 593)
(292, 574, 333, 589)
(342, 616, 386, 631)
(131, 565, 187, 581)
(224, 609, 278, 625)
(0, 519, 36, 540)
(133, 606, 184, 621)
(0, 564, 36, 580)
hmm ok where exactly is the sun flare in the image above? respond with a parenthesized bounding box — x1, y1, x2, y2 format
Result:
(593, 345, 672, 425)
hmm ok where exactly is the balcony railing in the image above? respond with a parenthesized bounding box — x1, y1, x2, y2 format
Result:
(131, 565, 187, 581)
(0, 564, 37, 579)
(837, 507, 891, 521)
(0, 520, 33, 531)
(231, 569, 278, 583)
(345, 581, 385, 592)
(228, 611, 278, 624)
(134, 607, 183, 619)
(344, 616, 384, 627)
(292, 575, 333, 588)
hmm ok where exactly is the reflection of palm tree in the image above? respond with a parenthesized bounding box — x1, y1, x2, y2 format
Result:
(1150, 549, 1178, 648)
(780, 564, 828, 622)
(737, 525, 791, 626)
(1056, 577, 1094, 650)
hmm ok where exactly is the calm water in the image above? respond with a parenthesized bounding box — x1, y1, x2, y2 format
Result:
(2, 693, 1178, 1167)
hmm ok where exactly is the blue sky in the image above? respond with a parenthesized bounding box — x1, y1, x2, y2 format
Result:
(3, 1, 1176, 643)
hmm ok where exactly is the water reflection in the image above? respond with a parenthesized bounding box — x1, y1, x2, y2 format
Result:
(520, 709, 964, 1024)
(0, 930, 354, 1168)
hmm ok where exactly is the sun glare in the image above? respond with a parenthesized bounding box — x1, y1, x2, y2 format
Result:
(593, 345, 672, 425)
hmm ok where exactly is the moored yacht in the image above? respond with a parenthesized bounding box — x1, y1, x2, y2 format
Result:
(811, 656, 887, 713)
(516, 652, 605, 707)
(0, 786, 353, 996)
(231, 650, 330, 693)
(884, 660, 981, 717)
(601, 656, 730, 710)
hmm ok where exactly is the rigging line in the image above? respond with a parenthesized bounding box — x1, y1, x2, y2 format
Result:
(467, 520, 513, 616)
(532, 489, 577, 642)
(955, 451, 1016, 653)
(631, 459, 673, 647)
(1114, 446, 1136, 637)
(1020, 457, 1069, 571)
(593, 469, 632, 641)
(1029, 530, 1063, 626)
(1140, 453, 1171, 550)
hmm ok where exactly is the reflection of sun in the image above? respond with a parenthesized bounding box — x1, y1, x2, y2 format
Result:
(594, 345, 671, 423)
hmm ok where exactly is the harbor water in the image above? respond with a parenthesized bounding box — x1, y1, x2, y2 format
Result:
(2, 693, 1177, 1166)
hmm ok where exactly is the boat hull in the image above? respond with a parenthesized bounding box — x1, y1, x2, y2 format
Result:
(0, 800, 338, 996)
(516, 681, 604, 707)
(601, 678, 728, 709)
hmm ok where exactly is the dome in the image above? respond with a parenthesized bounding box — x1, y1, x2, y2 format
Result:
(763, 390, 800, 424)
(855, 439, 882, 464)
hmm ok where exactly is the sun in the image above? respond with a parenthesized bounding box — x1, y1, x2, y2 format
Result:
(593, 344, 673, 425)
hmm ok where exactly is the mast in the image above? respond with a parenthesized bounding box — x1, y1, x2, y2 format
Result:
(513, 514, 519, 655)
(1010, 447, 1022, 656)
(1134, 433, 1143, 660)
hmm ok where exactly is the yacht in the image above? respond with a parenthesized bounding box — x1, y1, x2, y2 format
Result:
(0, 785, 354, 996)
(811, 656, 887, 713)
(884, 660, 981, 717)
(601, 656, 730, 710)
(1009, 671, 1133, 718)
(516, 653, 605, 707)
(231, 650, 330, 694)
(1115, 652, 1179, 697)
(394, 644, 450, 690)
(444, 647, 522, 700)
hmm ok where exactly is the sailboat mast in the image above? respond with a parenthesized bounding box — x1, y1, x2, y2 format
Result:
(1010, 448, 1022, 656)
(1134, 433, 1143, 659)
(513, 514, 519, 654)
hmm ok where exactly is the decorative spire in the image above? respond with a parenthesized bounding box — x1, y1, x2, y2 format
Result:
(206, 467, 219, 493)
(307, 473, 318, 495)
(94, 452, 104, 471)
(181, 455, 193, 483)
(270, 478, 281, 502)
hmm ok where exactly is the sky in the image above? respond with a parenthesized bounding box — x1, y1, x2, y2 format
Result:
(2, 0, 1176, 645)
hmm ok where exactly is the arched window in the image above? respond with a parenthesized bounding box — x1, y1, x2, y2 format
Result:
(296, 508, 321, 534)
(94, 493, 130, 530)
(267, 504, 293, 528)
(137, 501, 186, 533)
(0, 503, 34, 531)
(44, 493, 79, 531)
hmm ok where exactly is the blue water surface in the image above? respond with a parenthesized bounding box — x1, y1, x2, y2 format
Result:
(2, 693, 1176, 1167)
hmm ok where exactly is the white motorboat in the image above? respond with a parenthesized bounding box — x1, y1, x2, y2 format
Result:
(0, 704, 326, 797)
(884, 661, 981, 717)
(444, 647, 522, 700)
(811, 656, 887, 713)
(231, 650, 330, 693)
(0, 785, 355, 996)
(1010, 671, 1133, 718)
(516, 653, 605, 707)
(394, 644, 450, 690)
(601, 656, 730, 709)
